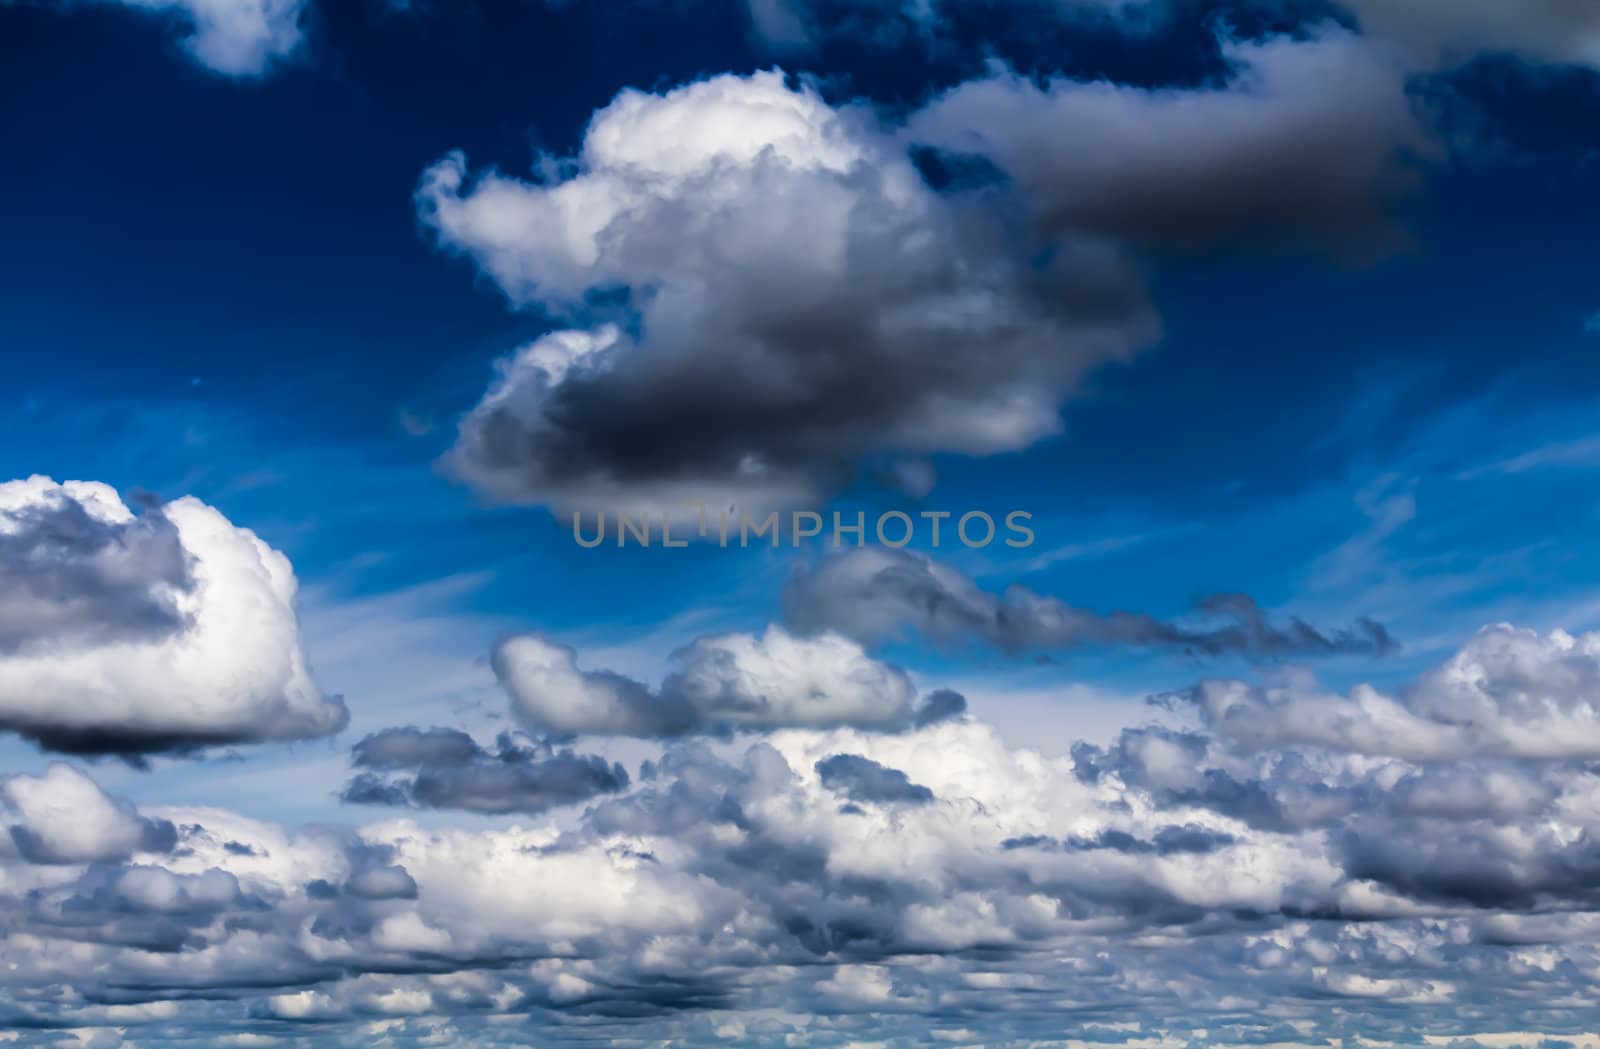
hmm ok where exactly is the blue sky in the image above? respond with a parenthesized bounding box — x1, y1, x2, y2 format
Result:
(4, 1, 1600, 1047)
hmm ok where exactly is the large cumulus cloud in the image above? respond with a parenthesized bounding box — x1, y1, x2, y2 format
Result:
(421, 70, 1157, 515)
(0, 477, 346, 756)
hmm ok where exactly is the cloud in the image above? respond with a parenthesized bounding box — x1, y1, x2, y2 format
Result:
(492, 624, 965, 738)
(1338, 0, 1600, 69)
(345, 864, 419, 900)
(421, 70, 1156, 515)
(1, 763, 176, 864)
(815, 752, 934, 804)
(350, 726, 483, 770)
(340, 727, 631, 815)
(908, 28, 1435, 255)
(0, 477, 346, 757)
(79, 0, 307, 76)
(738, 0, 1152, 51)
(5, 629, 1600, 1045)
(784, 546, 1397, 659)
(1184, 623, 1600, 760)
(740, 0, 1600, 73)
(0, 481, 193, 654)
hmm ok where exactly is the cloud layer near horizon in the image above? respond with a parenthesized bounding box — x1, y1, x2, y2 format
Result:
(3, 620, 1600, 1045)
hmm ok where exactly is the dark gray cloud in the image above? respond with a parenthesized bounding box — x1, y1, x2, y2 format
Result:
(907, 28, 1435, 255)
(408, 750, 630, 815)
(745, 0, 1600, 73)
(1339, 0, 1600, 69)
(340, 728, 631, 815)
(815, 753, 935, 805)
(351, 726, 483, 770)
(1004, 825, 1237, 855)
(784, 546, 1396, 659)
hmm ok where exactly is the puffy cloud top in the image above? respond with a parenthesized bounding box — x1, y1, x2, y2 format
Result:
(1191, 625, 1600, 760)
(493, 625, 962, 738)
(423, 71, 1156, 515)
(0, 477, 346, 756)
(1, 763, 176, 864)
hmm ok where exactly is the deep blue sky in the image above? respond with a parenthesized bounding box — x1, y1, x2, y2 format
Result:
(7, 2, 1600, 1047)
(6, 0, 1600, 656)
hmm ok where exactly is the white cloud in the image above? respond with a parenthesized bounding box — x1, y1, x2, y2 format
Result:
(0, 763, 172, 864)
(1191, 624, 1600, 760)
(0, 476, 346, 755)
(493, 625, 944, 737)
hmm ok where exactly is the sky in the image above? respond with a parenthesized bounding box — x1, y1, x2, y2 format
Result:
(2, 0, 1600, 1046)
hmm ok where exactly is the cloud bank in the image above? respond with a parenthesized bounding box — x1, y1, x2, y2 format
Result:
(2, 619, 1600, 1044)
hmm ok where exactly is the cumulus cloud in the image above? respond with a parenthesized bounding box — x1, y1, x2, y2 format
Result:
(1185, 623, 1600, 760)
(492, 624, 964, 738)
(784, 546, 1397, 659)
(422, 70, 1156, 515)
(1, 763, 176, 864)
(80, 0, 307, 76)
(340, 727, 631, 815)
(0, 482, 192, 654)
(908, 28, 1433, 254)
(0, 477, 346, 756)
